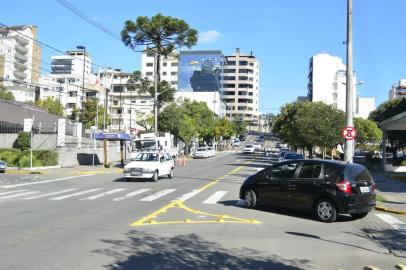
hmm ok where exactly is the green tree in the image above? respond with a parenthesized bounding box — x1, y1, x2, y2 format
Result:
(35, 97, 64, 116)
(232, 119, 248, 136)
(14, 132, 31, 151)
(128, 70, 176, 108)
(0, 85, 15, 101)
(214, 117, 233, 141)
(178, 115, 197, 154)
(273, 102, 345, 156)
(137, 114, 154, 132)
(121, 13, 198, 84)
(71, 98, 110, 129)
(354, 117, 382, 150)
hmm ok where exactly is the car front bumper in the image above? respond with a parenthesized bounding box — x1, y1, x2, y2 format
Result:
(124, 172, 154, 179)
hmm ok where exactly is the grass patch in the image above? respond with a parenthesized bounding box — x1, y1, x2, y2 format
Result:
(376, 194, 386, 202)
(0, 149, 58, 168)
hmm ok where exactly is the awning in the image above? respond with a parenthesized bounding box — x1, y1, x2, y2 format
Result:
(93, 133, 132, 141)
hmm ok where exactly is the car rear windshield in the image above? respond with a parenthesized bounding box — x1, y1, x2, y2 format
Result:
(285, 154, 303, 159)
(344, 165, 373, 183)
(246, 145, 253, 147)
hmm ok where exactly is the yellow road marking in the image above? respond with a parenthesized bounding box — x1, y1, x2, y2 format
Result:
(130, 162, 262, 227)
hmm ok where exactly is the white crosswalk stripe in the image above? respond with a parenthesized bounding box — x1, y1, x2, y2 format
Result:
(112, 188, 151, 202)
(139, 189, 176, 202)
(81, 188, 127, 200)
(0, 191, 40, 199)
(0, 189, 28, 196)
(375, 213, 406, 236)
(24, 189, 78, 200)
(203, 191, 228, 204)
(49, 188, 102, 200)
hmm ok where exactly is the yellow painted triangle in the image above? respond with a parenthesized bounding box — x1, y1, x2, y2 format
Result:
(130, 200, 261, 227)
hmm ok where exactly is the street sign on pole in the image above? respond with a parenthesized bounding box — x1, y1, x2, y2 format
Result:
(342, 126, 357, 141)
(24, 118, 33, 132)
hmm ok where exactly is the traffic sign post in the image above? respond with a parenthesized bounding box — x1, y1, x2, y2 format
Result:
(342, 126, 357, 141)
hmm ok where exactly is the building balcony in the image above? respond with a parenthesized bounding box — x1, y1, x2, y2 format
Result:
(15, 44, 28, 55)
(14, 61, 27, 71)
(14, 53, 28, 63)
(15, 35, 29, 46)
(13, 70, 27, 80)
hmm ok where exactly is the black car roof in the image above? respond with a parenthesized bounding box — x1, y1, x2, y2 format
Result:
(276, 159, 366, 169)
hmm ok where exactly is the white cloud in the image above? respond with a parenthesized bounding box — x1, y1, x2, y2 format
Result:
(199, 30, 222, 43)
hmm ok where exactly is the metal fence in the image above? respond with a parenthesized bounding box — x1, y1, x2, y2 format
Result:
(0, 120, 57, 134)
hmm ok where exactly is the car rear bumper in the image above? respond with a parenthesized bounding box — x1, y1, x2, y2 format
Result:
(336, 198, 376, 214)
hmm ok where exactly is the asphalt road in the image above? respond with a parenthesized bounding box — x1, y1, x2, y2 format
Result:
(0, 146, 405, 269)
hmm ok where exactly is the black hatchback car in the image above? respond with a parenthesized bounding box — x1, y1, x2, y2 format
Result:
(240, 160, 376, 222)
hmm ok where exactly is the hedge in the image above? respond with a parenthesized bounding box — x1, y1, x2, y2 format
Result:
(0, 148, 58, 168)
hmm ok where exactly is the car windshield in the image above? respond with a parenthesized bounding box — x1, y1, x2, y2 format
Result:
(245, 144, 253, 148)
(197, 147, 207, 151)
(132, 153, 158, 161)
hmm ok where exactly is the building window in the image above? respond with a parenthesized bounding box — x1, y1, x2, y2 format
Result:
(171, 62, 178, 66)
(147, 52, 154, 57)
(238, 84, 253, 89)
(224, 69, 236, 73)
(117, 109, 122, 114)
(131, 100, 136, 103)
(69, 91, 77, 97)
(113, 101, 118, 105)
(239, 76, 248, 80)
(171, 72, 177, 76)
(239, 61, 248, 66)
(226, 61, 236, 65)
(163, 62, 167, 66)
(67, 103, 76, 108)
(162, 72, 167, 76)
(223, 91, 235, 95)
(223, 84, 235, 88)
(128, 110, 131, 114)
(223, 76, 235, 80)
(146, 62, 153, 67)
(171, 81, 177, 85)
(113, 86, 124, 92)
(146, 72, 153, 76)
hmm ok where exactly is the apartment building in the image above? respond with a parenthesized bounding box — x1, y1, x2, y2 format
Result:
(222, 48, 260, 121)
(39, 50, 103, 116)
(99, 69, 154, 133)
(0, 25, 41, 102)
(140, 51, 178, 90)
(389, 79, 406, 100)
(356, 97, 375, 119)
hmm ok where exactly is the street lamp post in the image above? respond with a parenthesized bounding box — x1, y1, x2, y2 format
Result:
(154, 52, 158, 133)
(77, 46, 86, 120)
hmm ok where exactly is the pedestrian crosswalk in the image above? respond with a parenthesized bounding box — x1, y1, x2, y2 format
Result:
(0, 186, 239, 205)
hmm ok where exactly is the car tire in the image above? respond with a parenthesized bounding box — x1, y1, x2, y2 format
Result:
(168, 168, 174, 179)
(315, 199, 337, 223)
(244, 189, 257, 209)
(151, 171, 158, 182)
(351, 212, 369, 220)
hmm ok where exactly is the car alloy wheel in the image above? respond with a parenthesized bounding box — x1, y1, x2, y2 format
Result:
(315, 199, 337, 223)
(244, 189, 257, 208)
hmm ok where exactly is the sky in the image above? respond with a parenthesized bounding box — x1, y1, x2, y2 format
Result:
(2, 0, 406, 114)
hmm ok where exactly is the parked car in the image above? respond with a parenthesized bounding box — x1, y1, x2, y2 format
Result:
(124, 152, 174, 181)
(243, 144, 256, 154)
(193, 147, 211, 159)
(206, 146, 216, 158)
(239, 135, 246, 141)
(239, 160, 376, 222)
(253, 141, 262, 150)
(0, 160, 7, 173)
(233, 138, 241, 147)
(278, 150, 295, 161)
(282, 153, 304, 161)
(393, 154, 406, 166)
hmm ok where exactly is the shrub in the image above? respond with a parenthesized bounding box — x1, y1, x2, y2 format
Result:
(14, 132, 31, 151)
(0, 149, 58, 167)
(401, 160, 406, 166)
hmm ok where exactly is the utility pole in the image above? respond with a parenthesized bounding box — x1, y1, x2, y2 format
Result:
(154, 51, 158, 134)
(344, 0, 354, 163)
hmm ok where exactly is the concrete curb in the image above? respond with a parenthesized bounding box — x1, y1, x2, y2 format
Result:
(375, 205, 406, 215)
(5, 169, 46, 175)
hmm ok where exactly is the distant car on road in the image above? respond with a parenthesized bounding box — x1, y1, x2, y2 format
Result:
(124, 152, 174, 181)
(193, 147, 211, 159)
(0, 160, 6, 173)
(278, 150, 295, 162)
(240, 160, 376, 222)
(253, 141, 262, 150)
(239, 135, 246, 141)
(233, 138, 241, 147)
(206, 146, 216, 158)
(243, 144, 255, 154)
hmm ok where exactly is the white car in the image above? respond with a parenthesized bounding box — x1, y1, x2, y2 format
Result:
(193, 147, 210, 159)
(253, 141, 262, 150)
(243, 144, 255, 154)
(124, 152, 174, 181)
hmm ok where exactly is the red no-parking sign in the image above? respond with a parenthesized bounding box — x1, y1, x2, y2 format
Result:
(341, 126, 357, 140)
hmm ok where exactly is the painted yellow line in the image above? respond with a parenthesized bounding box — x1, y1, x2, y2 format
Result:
(375, 205, 406, 215)
(130, 161, 261, 227)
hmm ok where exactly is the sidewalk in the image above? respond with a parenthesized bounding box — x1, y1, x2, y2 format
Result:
(372, 172, 406, 214)
(5, 163, 125, 175)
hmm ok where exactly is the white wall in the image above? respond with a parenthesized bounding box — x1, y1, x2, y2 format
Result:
(175, 91, 226, 117)
(356, 97, 375, 119)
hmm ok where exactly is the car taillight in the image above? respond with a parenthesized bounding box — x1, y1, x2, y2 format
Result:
(336, 180, 352, 194)
(371, 184, 376, 193)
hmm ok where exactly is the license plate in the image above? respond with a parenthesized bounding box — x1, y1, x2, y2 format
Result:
(131, 172, 141, 176)
(360, 186, 370, 193)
